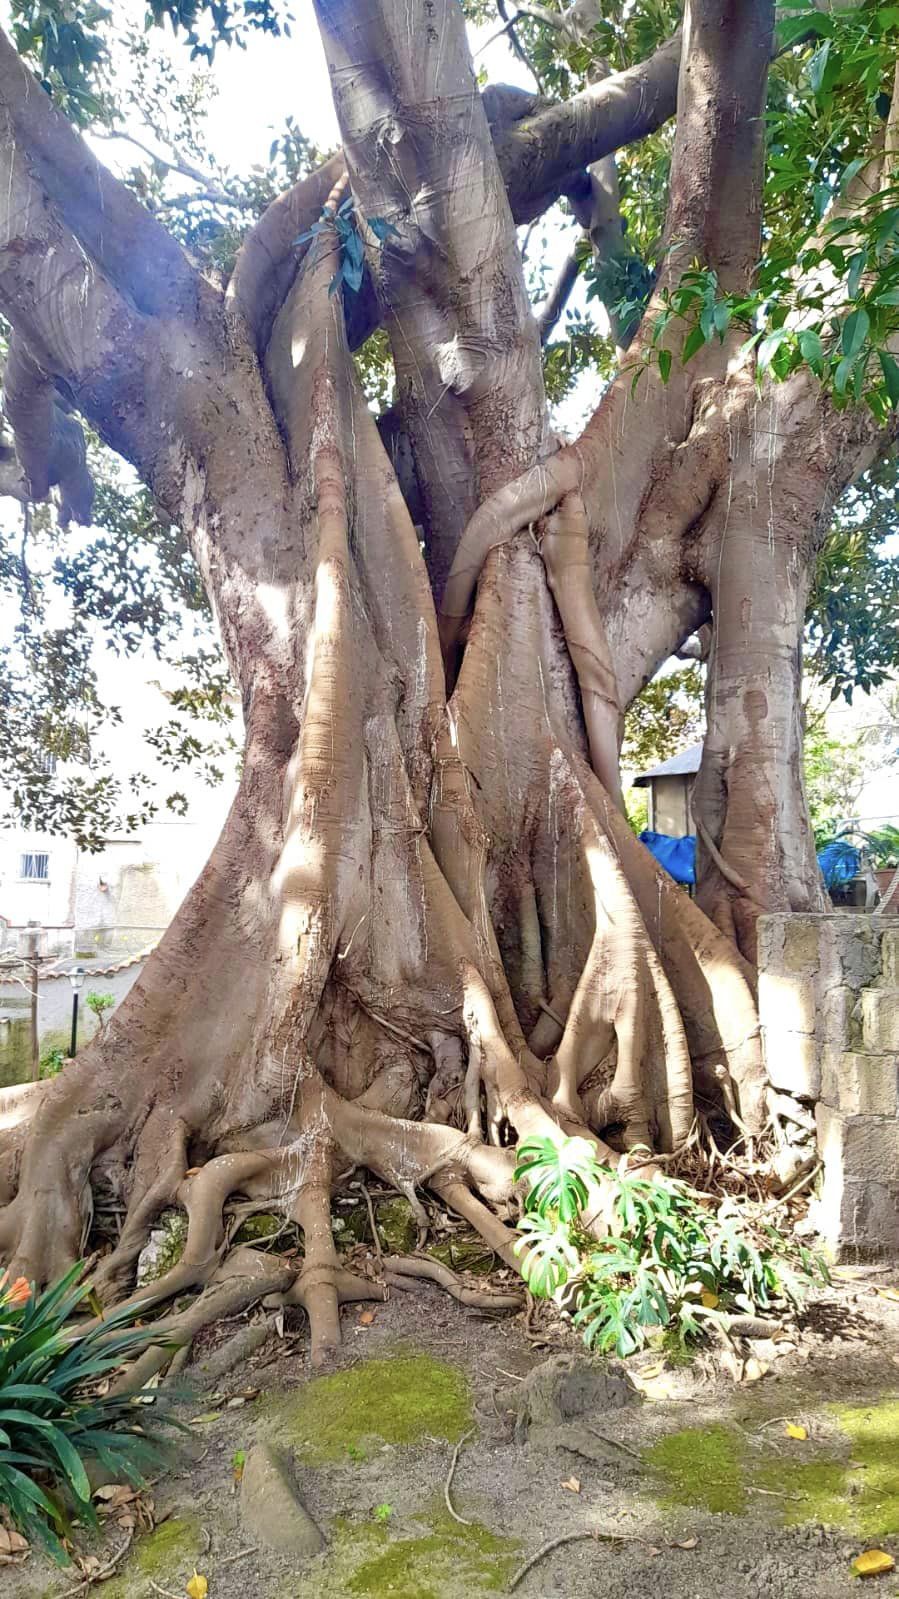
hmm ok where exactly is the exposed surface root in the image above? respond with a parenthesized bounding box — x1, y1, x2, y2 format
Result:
(382, 1254, 524, 1310)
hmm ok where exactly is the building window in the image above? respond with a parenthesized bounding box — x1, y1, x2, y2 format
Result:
(38, 752, 57, 776)
(20, 852, 49, 881)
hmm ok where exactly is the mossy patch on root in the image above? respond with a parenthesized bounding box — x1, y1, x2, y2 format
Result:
(647, 1398, 899, 1534)
(264, 1353, 472, 1464)
(284, 1504, 519, 1599)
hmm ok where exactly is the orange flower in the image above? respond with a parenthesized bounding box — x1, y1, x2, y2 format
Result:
(0, 1272, 31, 1307)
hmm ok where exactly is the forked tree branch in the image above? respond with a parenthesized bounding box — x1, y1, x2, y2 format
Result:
(231, 38, 680, 356)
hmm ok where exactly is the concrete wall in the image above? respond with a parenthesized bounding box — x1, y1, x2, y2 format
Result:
(758, 913, 899, 1260)
(649, 775, 692, 837)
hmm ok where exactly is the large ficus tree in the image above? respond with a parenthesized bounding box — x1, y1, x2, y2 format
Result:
(1, 0, 898, 1358)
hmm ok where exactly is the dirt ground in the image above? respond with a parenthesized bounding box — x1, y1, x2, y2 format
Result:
(7, 1249, 899, 1599)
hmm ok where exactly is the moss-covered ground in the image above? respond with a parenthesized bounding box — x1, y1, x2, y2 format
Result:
(261, 1351, 473, 1464)
(646, 1398, 899, 1535)
(282, 1503, 519, 1599)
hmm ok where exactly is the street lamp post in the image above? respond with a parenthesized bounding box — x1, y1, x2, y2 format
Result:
(68, 966, 85, 1059)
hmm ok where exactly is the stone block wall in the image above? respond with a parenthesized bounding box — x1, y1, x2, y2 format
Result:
(758, 914, 899, 1261)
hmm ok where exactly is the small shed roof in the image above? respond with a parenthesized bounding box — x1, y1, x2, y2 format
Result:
(632, 742, 703, 787)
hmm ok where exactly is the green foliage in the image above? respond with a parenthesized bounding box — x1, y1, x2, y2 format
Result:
(0, 1263, 179, 1561)
(295, 196, 399, 299)
(513, 1137, 826, 1358)
(621, 664, 704, 778)
(39, 1046, 66, 1079)
(803, 719, 868, 840)
(146, 1, 291, 62)
(807, 457, 899, 703)
(867, 822, 899, 867)
(85, 991, 115, 1026)
(634, 5, 899, 417)
(373, 1503, 394, 1523)
(9, 1, 111, 124)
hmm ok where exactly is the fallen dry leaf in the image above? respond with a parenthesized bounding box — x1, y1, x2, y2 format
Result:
(186, 1571, 209, 1599)
(672, 1537, 699, 1550)
(851, 1549, 894, 1577)
(873, 1286, 899, 1302)
(785, 1423, 808, 1441)
(561, 1477, 581, 1494)
(191, 1411, 222, 1425)
(0, 1528, 28, 1556)
(358, 1309, 376, 1326)
(636, 1360, 665, 1380)
(700, 1291, 719, 1309)
(740, 1356, 769, 1384)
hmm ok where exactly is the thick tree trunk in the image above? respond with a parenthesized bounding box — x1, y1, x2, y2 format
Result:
(0, 0, 886, 1365)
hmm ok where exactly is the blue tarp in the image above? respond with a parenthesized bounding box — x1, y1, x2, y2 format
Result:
(639, 829, 862, 891)
(639, 830, 696, 886)
(817, 840, 862, 889)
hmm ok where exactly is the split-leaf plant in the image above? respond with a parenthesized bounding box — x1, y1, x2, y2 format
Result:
(513, 1137, 827, 1357)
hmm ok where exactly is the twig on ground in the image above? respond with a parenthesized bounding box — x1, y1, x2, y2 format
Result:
(509, 1528, 645, 1591)
(444, 1427, 475, 1526)
(581, 1424, 642, 1461)
(148, 1580, 182, 1599)
(218, 1545, 260, 1567)
(357, 1180, 383, 1262)
(58, 1530, 134, 1595)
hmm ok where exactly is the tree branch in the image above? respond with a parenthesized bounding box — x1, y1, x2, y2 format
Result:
(96, 128, 255, 211)
(0, 26, 197, 318)
(496, 32, 682, 223)
(0, 99, 183, 495)
(226, 150, 346, 347)
(536, 246, 580, 344)
(3, 335, 93, 525)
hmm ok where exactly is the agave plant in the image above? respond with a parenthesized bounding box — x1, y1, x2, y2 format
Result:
(0, 1264, 179, 1562)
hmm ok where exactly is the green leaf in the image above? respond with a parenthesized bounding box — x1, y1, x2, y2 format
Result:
(682, 323, 706, 364)
(713, 301, 732, 338)
(798, 328, 824, 372)
(757, 326, 791, 373)
(657, 348, 672, 384)
(840, 157, 866, 194)
(808, 38, 831, 94)
(847, 251, 867, 301)
(879, 350, 899, 407)
(841, 308, 870, 358)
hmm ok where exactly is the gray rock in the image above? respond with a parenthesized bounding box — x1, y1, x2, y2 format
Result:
(239, 1443, 325, 1559)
